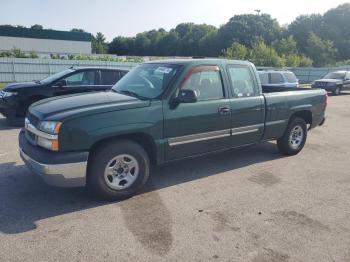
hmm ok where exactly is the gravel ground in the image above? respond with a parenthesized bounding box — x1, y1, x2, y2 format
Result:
(0, 93, 350, 262)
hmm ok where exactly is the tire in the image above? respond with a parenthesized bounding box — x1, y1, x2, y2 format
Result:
(277, 117, 307, 156)
(333, 86, 341, 96)
(88, 139, 150, 200)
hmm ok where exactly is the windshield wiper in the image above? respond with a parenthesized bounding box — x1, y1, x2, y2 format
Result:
(116, 90, 149, 100)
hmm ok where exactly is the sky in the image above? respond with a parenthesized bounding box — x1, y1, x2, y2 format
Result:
(0, 0, 349, 41)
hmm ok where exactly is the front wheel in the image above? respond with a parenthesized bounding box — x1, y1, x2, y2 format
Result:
(277, 117, 307, 155)
(88, 140, 150, 200)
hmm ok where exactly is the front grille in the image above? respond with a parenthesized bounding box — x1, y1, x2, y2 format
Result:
(25, 129, 37, 145)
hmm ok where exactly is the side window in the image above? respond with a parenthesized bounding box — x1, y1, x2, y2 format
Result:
(270, 73, 284, 84)
(62, 71, 96, 86)
(284, 72, 297, 83)
(101, 70, 120, 85)
(182, 66, 224, 101)
(227, 66, 256, 98)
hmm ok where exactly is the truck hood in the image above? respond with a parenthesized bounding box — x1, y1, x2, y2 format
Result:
(4, 81, 42, 91)
(30, 91, 151, 121)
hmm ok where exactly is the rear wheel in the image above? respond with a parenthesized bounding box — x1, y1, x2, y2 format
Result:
(88, 140, 150, 200)
(277, 117, 307, 155)
(333, 86, 341, 96)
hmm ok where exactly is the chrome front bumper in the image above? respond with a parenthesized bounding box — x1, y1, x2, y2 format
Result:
(20, 148, 87, 188)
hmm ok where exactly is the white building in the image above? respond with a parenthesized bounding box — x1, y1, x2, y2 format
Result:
(0, 26, 91, 55)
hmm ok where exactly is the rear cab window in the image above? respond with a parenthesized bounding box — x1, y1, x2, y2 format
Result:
(227, 65, 258, 98)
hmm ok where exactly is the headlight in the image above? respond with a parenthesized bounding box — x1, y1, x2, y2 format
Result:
(0, 91, 18, 97)
(38, 121, 62, 135)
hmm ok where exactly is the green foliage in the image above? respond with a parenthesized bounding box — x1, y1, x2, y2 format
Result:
(92, 32, 108, 54)
(29, 50, 39, 58)
(273, 36, 298, 56)
(0, 83, 5, 90)
(0, 48, 29, 58)
(222, 40, 313, 67)
(222, 42, 248, 60)
(305, 33, 337, 66)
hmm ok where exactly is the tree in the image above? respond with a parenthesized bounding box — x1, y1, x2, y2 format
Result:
(92, 32, 107, 54)
(322, 3, 350, 60)
(273, 36, 298, 56)
(222, 42, 248, 60)
(30, 24, 43, 30)
(305, 32, 337, 66)
(218, 14, 282, 50)
(249, 41, 285, 67)
(288, 14, 324, 53)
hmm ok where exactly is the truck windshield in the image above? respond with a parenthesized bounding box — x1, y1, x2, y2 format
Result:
(323, 72, 345, 80)
(40, 69, 75, 84)
(112, 64, 181, 99)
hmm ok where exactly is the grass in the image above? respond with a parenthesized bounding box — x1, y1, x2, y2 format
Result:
(0, 83, 5, 90)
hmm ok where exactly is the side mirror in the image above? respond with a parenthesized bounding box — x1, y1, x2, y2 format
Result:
(174, 89, 198, 104)
(55, 79, 67, 87)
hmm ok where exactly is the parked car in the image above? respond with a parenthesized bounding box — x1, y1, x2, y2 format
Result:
(258, 70, 299, 91)
(0, 67, 128, 124)
(311, 70, 350, 95)
(19, 59, 327, 200)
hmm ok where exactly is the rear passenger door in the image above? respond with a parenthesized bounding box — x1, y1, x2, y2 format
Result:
(92, 70, 123, 91)
(164, 65, 232, 160)
(53, 70, 98, 96)
(226, 65, 265, 147)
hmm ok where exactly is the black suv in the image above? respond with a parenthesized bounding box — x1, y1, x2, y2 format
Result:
(312, 71, 350, 95)
(0, 67, 128, 123)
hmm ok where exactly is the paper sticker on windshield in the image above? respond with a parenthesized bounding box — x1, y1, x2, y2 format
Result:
(155, 67, 173, 74)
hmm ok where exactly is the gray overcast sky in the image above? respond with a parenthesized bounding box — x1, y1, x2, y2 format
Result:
(1, 0, 349, 40)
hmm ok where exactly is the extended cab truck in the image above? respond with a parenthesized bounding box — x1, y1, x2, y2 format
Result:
(19, 59, 327, 200)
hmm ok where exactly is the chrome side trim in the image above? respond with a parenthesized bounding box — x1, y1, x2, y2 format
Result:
(25, 119, 57, 140)
(168, 129, 231, 146)
(265, 120, 288, 126)
(231, 124, 262, 136)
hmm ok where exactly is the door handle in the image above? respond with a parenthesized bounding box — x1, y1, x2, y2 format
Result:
(218, 106, 230, 115)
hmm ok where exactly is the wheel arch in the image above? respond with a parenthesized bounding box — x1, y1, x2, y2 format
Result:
(289, 110, 312, 127)
(88, 132, 158, 165)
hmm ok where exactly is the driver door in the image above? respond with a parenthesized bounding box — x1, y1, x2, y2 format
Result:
(163, 65, 232, 161)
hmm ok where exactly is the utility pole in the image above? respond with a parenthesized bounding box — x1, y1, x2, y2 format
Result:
(254, 9, 261, 15)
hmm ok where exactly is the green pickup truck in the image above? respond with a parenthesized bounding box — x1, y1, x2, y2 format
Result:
(19, 59, 327, 199)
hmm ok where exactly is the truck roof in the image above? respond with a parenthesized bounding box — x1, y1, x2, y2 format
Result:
(145, 58, 253, 67)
